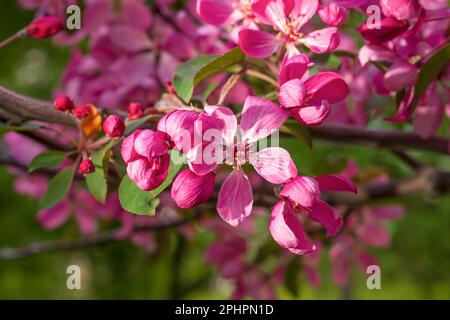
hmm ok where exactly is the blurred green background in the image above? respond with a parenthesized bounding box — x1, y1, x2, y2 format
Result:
(1, 1, 450, 299)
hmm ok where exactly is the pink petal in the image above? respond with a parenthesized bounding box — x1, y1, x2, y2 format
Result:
(238, 29, 281, 58)
(126, 155, 170, 191)
(196, 0, 234, 25)
(279, 79, 307, 108)
(37, 201, 71, 230)
(291, 102, 331, 126)
(414, 84, 445, 137)
(380, 0, 419, 20)
(157, 110, 199, 153)
(304, 71, 349, 105)
(291, 0, 319, 26)
(187, 141, 220, 176)
(204, 105, 238, 146)
(109, 25, 151, 52)
(269, 200, 316, 255)
(357, 220, 391, 247)
(371, 205, 405, 220)
(279, 54, 313, 85)
(358, 44, 398, 66)
(307, 200, 343, 236)
(134, 130, 169, 158)
(251, 0, 294, 27)
(280, 176, 320, 208)
(171, 169, 215, 208)
(121, 130, 142, 163)
(383, 60, 418, 91)
(122, 0, 153, 30)
(240, 96, 289, 143)
(249, 147, 298, 184)
(300, 27, 340, 54)
(217, 170, 254, 226)
(75, 207, 96, 235)
(318, 3, 348, 26)
(315, 174, 357, 193)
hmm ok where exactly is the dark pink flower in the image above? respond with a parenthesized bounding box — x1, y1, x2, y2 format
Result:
(359, 17, 409, 44)
(278, 54, 349, 125)
(171, 169, 215, 208)
(318, 3, 349, 26)
(238, 0, 340, 58)
(26, 16, 64, 39)
(121, 129, 171, 191)
(103, 115, 125, 138)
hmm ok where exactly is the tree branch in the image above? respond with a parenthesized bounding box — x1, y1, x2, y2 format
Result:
(0, 85, 75, 126)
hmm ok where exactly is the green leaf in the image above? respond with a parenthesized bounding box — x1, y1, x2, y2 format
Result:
(280, 122, 313, 148)
(85, 140, 116, 203)
(284, 259, 300, 297)
(28, 151, 66, 172)
(173, 47, 245, 103)
(412, 44, 450, 109)
(119, 175, 160, 215)
(39, 165, 75, 211)
(118, 151, 185, 215)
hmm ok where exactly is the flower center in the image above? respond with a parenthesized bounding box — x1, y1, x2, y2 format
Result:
(233, 0, 256, 21)
(274, 17, 303, 43)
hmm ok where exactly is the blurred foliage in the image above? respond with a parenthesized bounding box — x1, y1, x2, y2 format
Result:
(0, 1, 450, 300)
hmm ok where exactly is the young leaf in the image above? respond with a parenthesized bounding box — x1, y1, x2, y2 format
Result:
(412, 44, 450, 109)
(39, 165, 75, 211)
(280, 122, 313, 148)
(29, 151, 66, 172)
(173, 47, 245, 102)
(85, 140, 116, 203)
(119, 175, 160, 215)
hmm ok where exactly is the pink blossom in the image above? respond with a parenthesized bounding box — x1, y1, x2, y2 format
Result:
(380, 0, 420, 20)
(171, 169, 215, 208)
(318, 3, 349, 26)
(103, 115, 125, 138)
(238, 0, 340, 58)
(359, 17, 409, 45)
(121, 130, 171, 191)
(278, 54, 349, 125)
(26, 16, 64, 39)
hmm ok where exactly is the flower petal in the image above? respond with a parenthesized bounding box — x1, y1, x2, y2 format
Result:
(269, 200, 316, 255)
(157, 110, 199, 153)
(121, 130, 142, 163)
(290, 102, 331, 126)
(126, 155, 170, 191)
(217, 170, 253, 226)
(304, 71, 349, 105)
(249, 147, 298, 184)
(279, 79, 307, 108)
(291, 0, 319, 26)
(307, 200, 343, 236)
(241, 96, 289, 143)
(196, 0, 234, 25)
(187, 141, 220, 176)
(238, 29, 281, 58)
(134, 130, 169, 158)
(279, 54, 313, 85)
(383, 60, 418, 91)
(300, 27, 340, 54)
(205, 105, 238, 145)
(315, 174, 357, 193)
(280, 176, 320, 208)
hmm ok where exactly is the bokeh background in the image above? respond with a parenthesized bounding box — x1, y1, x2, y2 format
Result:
(1, 1, 450, 299)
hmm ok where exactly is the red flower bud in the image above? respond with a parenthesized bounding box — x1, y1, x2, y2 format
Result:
(26, 16, 64, 39)
(171, 169, 215, 208)
(103, 115, 125, 138)
(54, 95, 75, 112)
(359, 17, 409, 44)
(73, 104, 92, 119)
(79, 159, 95, 175)
(128, 102, 144, 120)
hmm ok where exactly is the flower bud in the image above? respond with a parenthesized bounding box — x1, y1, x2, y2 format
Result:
(318, 3, 349, 26)
(171, 169, 215, 208)
(73, 104, 92, 119)
(103, 115, 125, 138)
(54, 95, 75, 112)
(128, 102, 145, 120)
(79, 159, 95, 175)
(26, 16, 64, 39)
(359, 17, 409, 44)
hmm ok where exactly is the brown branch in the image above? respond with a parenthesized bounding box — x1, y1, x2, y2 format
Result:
(0, 85, 75, 126)
(309, 125, 449, 155)
(0, 210, 204, 260)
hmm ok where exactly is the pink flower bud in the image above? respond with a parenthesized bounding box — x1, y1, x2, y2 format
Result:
(171, 169, 215, 208)
(73, 104, 92, 119)
(103, 115, 125, 138)
(318, 3, 349, 27)
(79, 159, 95, 175)
(26, 16, 64, 39)
(128, 102, 145, 120)
(54, 95, 75, 112)
(380, 0, 420, 20)
(359, 17, 409, 44)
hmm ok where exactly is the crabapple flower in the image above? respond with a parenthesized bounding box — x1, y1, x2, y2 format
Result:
(26, 16, 64, 39)
(380, 0, 420, 20)
(270, 174, 356, 255)
(128, 102, 145, 120)
(73, 104, 92, 119)
(121, 129, 171, 191)
(278, 54, 349, 125)
(359, 17, 409, 44)
(238, 0, 340, 58)
(103, 115, 125, 138)
(171, 169, 215, 208)
(79, 159, 95, 175)
(54, 95, 75, 112)
(318, 3, 349, 26)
